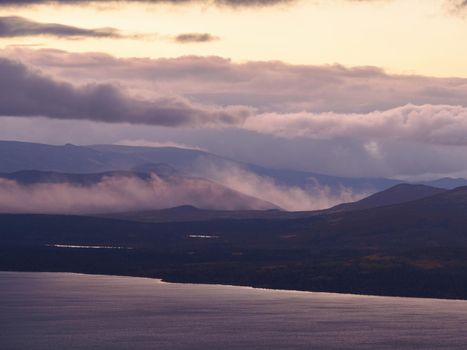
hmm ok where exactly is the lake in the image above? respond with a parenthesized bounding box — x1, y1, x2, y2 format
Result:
(2, 271, 467, 349)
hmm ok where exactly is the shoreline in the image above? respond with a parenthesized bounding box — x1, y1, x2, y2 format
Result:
(2, 269, 467, 303)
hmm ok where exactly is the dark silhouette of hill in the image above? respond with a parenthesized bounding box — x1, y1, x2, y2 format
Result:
(304, 186, 467, 252)
(96, 206, 306, 223)
(3, 186, 467, 299)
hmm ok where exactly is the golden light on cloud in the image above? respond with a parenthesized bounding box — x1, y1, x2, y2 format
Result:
(0, 0, 466, 76)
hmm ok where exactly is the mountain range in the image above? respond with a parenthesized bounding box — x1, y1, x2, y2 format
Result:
(2, 140, 466, 195)
(2, 139, 467, 300)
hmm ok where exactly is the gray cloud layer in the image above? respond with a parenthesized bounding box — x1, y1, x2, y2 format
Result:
(3, 49, 467, 179)
(0, 16, 121, 38)
(0, 57, 251, 126)
(174, 33, 219, 43)
(0, 0, 294, 7)
(0, 0, 464, 14)
(0, 16, 221, 43)
(4, 51, 467, 147)
(11, 48, 467, 115)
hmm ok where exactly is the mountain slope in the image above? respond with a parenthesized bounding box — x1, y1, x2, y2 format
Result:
(0, 140, 409, 193)
(307, 186, 467, 252)
(2, 139, 466, 206)
(330, 183, 447, 212)
(0, 169, 277, 213)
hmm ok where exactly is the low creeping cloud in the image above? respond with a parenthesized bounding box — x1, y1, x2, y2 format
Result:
(0, 164, 369, 213)
(0, 174, 275, 214)
(193, 161, 367, 211)
(0, 16, 121, 38)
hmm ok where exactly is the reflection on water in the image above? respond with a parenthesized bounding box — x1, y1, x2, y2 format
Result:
(46, 244, 132, 249)
(2, 271, 467, 350)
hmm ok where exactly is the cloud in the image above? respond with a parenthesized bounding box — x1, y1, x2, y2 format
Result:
(0, 0, 463, 16)
(0, 0, 295, 8)
(0, 16, 121, 38)
(174, 33, 219, 43)
(214, 0, 293, 6)
(0, 57, 252, 126)
(245, 104, 467, 146)
(0, 164, 367, 213)
(115, 139, 205, 150)
(3, 49, 467, 179)
(446, 0, 467, 11)
(0, 174, 275, 214)
(3, 55, 467, 148)
(9, 48, 467, 115)
(193, 161, 367, 210)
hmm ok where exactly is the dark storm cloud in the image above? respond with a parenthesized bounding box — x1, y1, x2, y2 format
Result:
(0, 58, 251, 126)
(174, 33, 219, 43)
(0, 16, 121, 38)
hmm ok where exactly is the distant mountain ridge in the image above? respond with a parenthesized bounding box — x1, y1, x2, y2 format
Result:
(0, 164, 183, 185)
(0, 169, 152, 185)
(331, 184, 447, 212)
(2, 140, 466, 193)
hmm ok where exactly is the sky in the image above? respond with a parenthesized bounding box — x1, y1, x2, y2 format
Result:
(2, 0, 467, 179)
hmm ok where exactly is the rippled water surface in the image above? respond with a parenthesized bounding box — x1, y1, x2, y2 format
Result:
(2, 271, 467, 349)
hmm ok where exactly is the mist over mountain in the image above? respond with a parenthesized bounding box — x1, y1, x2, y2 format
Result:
(1, 140, 467, 212)
(3, 140, 465, 187)
(0, 168, 276, 213)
